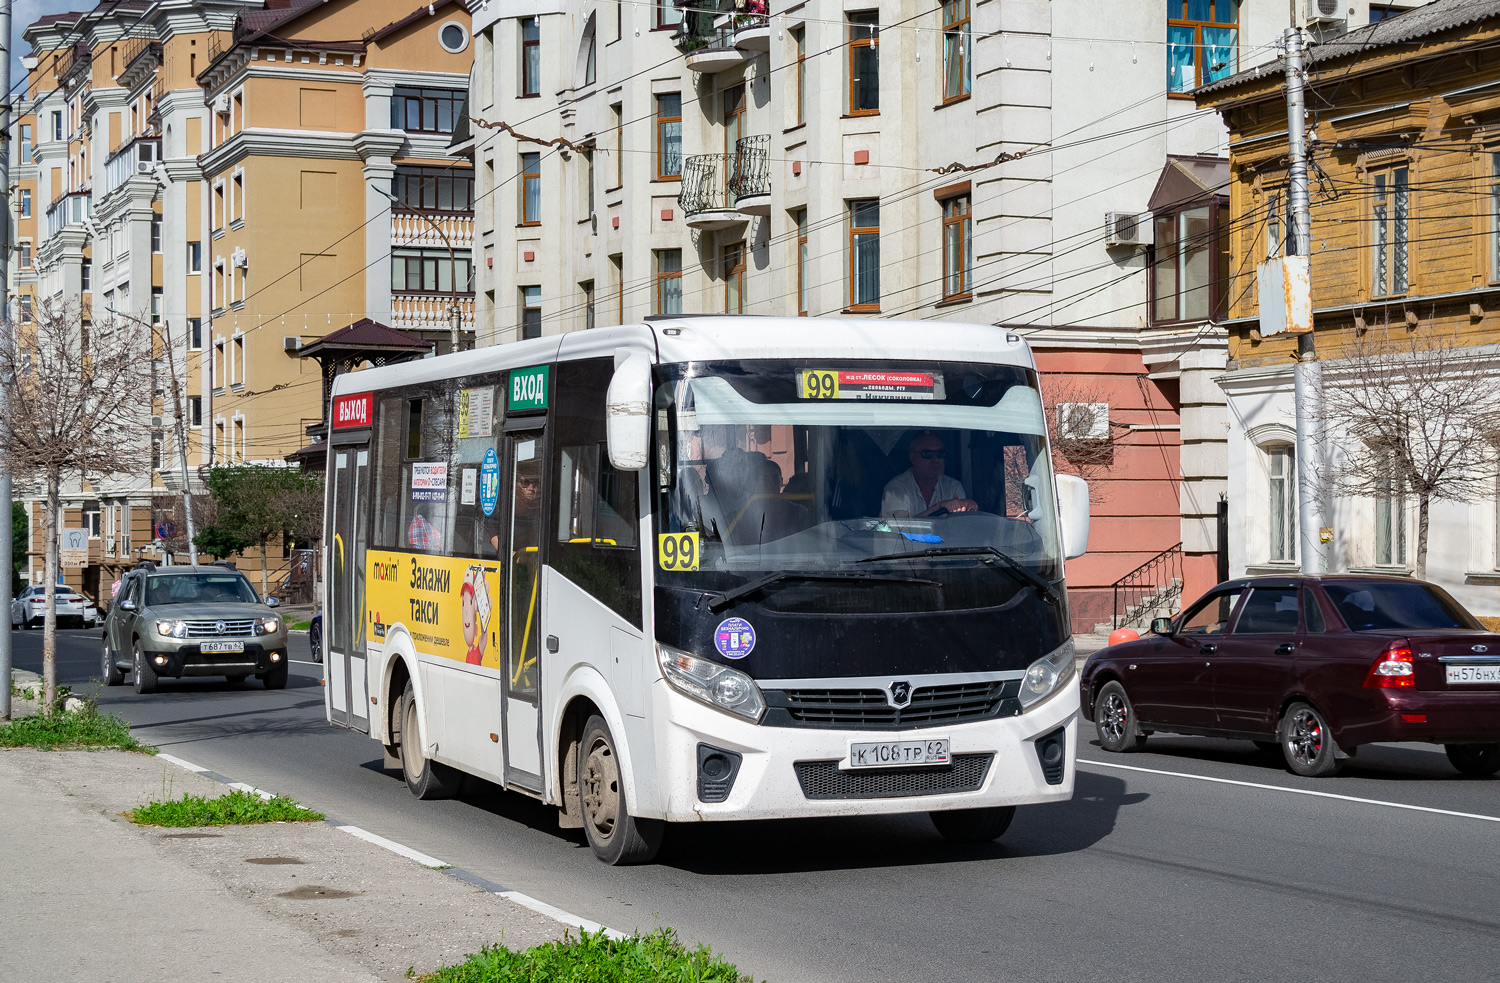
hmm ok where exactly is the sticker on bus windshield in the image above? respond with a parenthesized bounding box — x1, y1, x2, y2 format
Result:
(457, 386, 495, 438)
(799, 369, 939, 401)
(411, 462, 449, 502)
(714, 617, 756, 659)
(657, 532, 699, 571)
(480, 448, 500, 516)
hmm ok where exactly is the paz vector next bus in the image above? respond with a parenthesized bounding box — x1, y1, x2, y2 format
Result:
(322, 316, 1090, 864)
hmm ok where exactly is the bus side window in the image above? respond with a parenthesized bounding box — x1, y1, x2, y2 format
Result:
(373, 396, 405, 549)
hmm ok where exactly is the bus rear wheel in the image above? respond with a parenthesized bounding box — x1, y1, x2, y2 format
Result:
(578, 715, 663, 865)
(929, 805, 1016, 843)
(399, 687, 460, 800)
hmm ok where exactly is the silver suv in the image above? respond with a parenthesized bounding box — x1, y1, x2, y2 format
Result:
(101, 564, 289, 694)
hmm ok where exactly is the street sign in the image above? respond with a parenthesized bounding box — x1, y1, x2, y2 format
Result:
(61, 528, 89, 568)
(155, 519, 176, 539)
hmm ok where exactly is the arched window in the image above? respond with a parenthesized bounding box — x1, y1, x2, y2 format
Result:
(1266, 443, 1296, 563)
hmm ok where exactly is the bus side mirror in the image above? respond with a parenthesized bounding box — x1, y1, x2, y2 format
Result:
(605, 351, 652, 471)
(1055, 474, 1089, 560)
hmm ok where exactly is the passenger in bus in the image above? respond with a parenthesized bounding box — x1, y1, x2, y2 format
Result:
(408, 510, 443, 551)
(705, 448, 810, 545)
(882, 431, 978, 518)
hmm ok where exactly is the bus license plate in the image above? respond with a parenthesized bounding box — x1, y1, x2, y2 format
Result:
(846, 739, 950, 769)
(1447, 665, 1500, 684)
(200, 640, 245, 654)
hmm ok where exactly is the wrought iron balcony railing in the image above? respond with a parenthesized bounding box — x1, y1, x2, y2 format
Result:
(678, 136, 770, 218)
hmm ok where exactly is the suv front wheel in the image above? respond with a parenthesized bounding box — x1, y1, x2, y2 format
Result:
(133, 643, 158, 694)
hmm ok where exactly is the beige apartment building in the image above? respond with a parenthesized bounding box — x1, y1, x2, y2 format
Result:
(11, 0, 473, 597)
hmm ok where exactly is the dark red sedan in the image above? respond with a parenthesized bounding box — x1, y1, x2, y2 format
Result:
(1080, 575, 1500, 777)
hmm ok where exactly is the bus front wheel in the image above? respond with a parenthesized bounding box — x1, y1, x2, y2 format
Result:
(399, 687, 461, 800)
(578, 715, 663, 865)
(929, 805, 1016, 843)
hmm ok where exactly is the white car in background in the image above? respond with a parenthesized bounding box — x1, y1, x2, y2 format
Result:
(11, 585, 99, 629)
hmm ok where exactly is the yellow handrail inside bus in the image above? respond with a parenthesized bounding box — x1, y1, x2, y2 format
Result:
(511, 546, 540, 687)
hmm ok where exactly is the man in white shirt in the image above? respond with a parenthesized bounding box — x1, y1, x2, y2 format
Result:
(881, 431, 979, 517)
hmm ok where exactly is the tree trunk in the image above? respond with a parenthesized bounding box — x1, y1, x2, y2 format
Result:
(42, 473, 60, 713)
(259, 535, 270, 600)
(1415, 490, 1431, 581)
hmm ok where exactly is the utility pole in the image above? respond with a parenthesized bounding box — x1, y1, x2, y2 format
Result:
(0, 0, 15, 722)
(1285, 26, 1324, 575)
(160, 320, 199, 564)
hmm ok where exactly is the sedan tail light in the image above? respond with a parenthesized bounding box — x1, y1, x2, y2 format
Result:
(1365, 641, 1416, 688)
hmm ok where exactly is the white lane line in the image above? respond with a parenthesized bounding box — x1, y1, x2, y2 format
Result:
(227, 781, 276, 801)
(289, 659, 323, 667)
(494, 890, 626, 939)
(1079, 758, 1500, 824)
(329, 822, 451, 869)
(157, 752, 210, 774)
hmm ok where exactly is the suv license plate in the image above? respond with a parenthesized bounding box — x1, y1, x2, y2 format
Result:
(846, 739, 950, 769)
(1446, 665, 1500, 684)
(200, 640, 245, 654)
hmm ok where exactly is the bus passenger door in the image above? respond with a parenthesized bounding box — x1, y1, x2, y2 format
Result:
(503, 428, 545, 791)
(327, 444, 371, 732)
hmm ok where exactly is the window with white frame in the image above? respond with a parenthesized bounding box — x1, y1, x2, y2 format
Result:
(1375, 448, 1407, 566)
(1371, 164, 1409, 298)
(1267, 444, 1296, 563)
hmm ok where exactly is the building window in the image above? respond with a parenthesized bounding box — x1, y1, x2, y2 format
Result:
(187, 240, 202, 273)
(392, 165, 475, 212)
(520, 18, 541, 97)
(1369, 4, 1402, 21)
(52, 111, 62, 141)
(1268, 444, 1296, 563)
(848, 199, 880, 310)
(520, 153, 541, 224)
(655, 249, 682, 315)
(581, 280, 595, 330)
(188, 317, 203, 350)
(1152, 203, 1227, 323)
(20, 124, 31, 163)
(655, 0, 682, 28)
(610, 253, 624, 323)
(233, 336, 244, 386)
(941, 193, 972, 300)
(656, 93, 682, 180)
(439, 21, 469, 53)
(19, 188, 30, 218)
(723, 242, 746, 314)
(583, 145, 596, 217)
(941, 0, 971, 102)
(151, 288, 162, 324)
(794, 208, 809, 315)
(848, 12, 880, 115)
(151, 215, 162, 253)
(1375, 449, 1406, 567)
(390, 86, 465, 134)
(1372, 165, 1409, 298)
(520, 285, 542, 339)
(610, 103, 623, 188)
(188, 395, 203, 429)
(18, 243, 30, 269)
(81, 259, 91, 291)
(1492, 155, 1500, 282)
(793, 28, 806, 126)
(19, 296, 32, 322)
(212, 183, 225, 231)
(391, 248, 473, 293)
(1168, 0, 1237, 94)
(232, 173, 244, 222)
(1265, 191, 1283, 259)
(583, 22, 597, 85)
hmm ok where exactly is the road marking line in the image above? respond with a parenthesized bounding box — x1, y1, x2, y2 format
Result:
(155, 752, 626, 937)
(227, 781, 276, 801)
(1078, 758, 1500, 824)
(289, 659, 322, 667)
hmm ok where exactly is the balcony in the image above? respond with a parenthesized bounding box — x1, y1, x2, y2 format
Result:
(678, 136, 770, 230)
(733, 3, 771, 50)
(391, 209, 474, 250)
(120, 35, 162, 77)
(101, 138, 160, 199)
(54, 39, 91, 88)
(45, 191, 92, 237)
(391, 292, 475, 334)
(673, 0, 766, 73)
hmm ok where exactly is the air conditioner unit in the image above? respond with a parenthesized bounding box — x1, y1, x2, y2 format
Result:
(283, 336, 301, 352)
(212, 94, 231, 116)
(151, 415, 164, 428)
(135, 160, 154, 174)
(1305, 0, 1344, 25)
(1104, 211, 1153, 248)
(1056, 402, 1110, 442)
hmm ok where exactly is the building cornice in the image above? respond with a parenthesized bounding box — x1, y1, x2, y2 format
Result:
(160, 157, 204, 183)
(362, 68, 470, 92)
(354, 130, 407, 161)
(199, 127, 360, 175)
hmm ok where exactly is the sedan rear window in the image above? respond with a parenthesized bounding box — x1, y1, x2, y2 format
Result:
(1323, 583, 1479, 632)
(146, 575, 259, 606)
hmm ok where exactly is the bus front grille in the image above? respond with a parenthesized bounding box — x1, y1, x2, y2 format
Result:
(764, 680, 1021, 729)
(793, 753, 994, 800)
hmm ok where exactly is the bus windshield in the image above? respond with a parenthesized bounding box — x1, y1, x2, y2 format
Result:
(653, 360, 1062, 613)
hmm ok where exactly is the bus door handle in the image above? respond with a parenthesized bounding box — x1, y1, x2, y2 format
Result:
(546, 635, 559, 653)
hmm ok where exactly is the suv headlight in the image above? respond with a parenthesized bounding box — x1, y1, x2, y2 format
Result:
(1020, 639, 1076, 710)
(155, 620, 188, 639)
(254, 618, 280, 636)
(656, 644, 765, 722)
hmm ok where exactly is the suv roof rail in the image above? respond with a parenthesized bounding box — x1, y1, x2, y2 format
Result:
(211, 560, 237, 570)
(132, 560, 157, 572)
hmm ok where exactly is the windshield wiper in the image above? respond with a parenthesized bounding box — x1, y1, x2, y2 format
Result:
(705, 571, 939, 612)
(855, 545, 1058, 604)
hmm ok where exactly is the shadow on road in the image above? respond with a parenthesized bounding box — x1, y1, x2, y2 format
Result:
(1086, 735, 1486, 783)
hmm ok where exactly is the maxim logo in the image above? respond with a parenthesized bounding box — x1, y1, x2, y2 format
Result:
(332, 393, 373, 429)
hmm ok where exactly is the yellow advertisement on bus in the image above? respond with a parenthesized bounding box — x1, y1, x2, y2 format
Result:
(366, 549, 502, 670)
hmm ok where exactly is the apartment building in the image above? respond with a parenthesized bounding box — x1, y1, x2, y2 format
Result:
(462, 0, 1428, 629)
(1198, 0, 1500, 618)
(12, 0, 473, 597)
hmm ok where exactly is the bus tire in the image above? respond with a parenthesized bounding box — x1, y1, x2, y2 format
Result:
(929, 805, 1016, 843)
(578, 714, 663, 865)
(399, 686, 460, 800)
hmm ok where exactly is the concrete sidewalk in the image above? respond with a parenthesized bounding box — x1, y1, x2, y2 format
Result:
(0, 691, 569, 982)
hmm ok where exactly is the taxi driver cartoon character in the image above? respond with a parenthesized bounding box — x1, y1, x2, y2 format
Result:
(461, 566, 492, 666)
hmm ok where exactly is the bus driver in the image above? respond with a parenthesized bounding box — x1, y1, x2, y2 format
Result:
(882, 431, 979, 518)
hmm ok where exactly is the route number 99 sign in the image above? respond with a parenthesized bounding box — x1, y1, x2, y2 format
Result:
(657, 532, 700, 571)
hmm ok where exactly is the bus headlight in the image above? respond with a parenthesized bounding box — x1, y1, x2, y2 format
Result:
(656, 644, 766, 723)
(155, 620, 188, 639)
(1020, 639, 1076, 710)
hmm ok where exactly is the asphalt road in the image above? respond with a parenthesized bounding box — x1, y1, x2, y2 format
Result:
(11, 627, 1500, 982)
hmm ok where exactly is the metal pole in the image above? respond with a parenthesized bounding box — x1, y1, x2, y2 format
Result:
(1286, 26, 1324, 574)
(0, 0, 14, 721)
(159, 320, 198, 564)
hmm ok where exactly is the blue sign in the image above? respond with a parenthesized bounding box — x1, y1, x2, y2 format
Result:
(479, 448, 500, 517)
(714, 617, 756, 660)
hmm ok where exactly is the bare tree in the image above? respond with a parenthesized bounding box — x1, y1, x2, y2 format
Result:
(0, 301, 152, 709)
(1037, 377, 1121, 504)
(1316, 324, 1500, 579)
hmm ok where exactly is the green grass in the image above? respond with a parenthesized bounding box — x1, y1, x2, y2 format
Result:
(289, 620, 312, 631)
(419, 928, 752, 983)
(128, 789, 325, 827)
(0, 701, 154, 753)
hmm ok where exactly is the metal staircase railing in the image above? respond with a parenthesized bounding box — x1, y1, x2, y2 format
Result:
(1112, 543, 1183, 630)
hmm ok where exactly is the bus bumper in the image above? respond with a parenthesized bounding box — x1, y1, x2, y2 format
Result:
(650, 680, 1079, 822)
